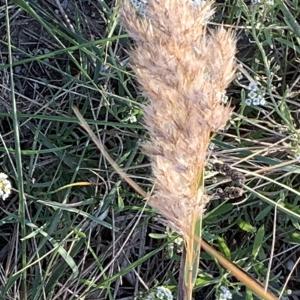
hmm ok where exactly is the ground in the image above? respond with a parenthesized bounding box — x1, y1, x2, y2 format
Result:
(0, 0, 300, 299)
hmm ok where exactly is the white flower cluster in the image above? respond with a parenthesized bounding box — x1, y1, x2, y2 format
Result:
(130, 0, 206, 15)
(145, 286, 173, 300)
(0, 173, 12, 200)
(130, 0, 148, 15)
(245, 82, 266, 106)
(251, 0, 274, 5)
(156, 287, 173, 300)
(218, 286, 233, 300)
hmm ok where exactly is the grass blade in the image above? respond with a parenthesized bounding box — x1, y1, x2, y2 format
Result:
(5, 1, 27, 297)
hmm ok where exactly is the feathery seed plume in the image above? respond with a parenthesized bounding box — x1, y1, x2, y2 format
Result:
(122, 0, 235, 235)
(121, 0, 236, 297)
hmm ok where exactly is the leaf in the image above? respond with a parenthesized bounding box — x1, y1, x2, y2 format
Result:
(280, 2, 300, 39)
(194, 273, 216, 288)
(252, 225, 265, 259)
(238, 219, 256, 234)
(255, 206, 273, 222)
(246, 288, 254, 300)
(149, 233, 167, 239)
(279, 95, 295, 128)
(117, 184, 124, 210)
(246, 186, 300, 221)
(0, 112, 142, 130)
(24, 222, 79, 277)
(217, 237, 231, 259)
(48, 182, 95, 194)
(287, 231, 300, 244)
(36, 200, 114, 230)
(204, 203, 233, 223)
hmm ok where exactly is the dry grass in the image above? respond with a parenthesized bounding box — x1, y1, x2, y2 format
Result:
(122, 0, 235, 237)
(121, 0, 237, 297)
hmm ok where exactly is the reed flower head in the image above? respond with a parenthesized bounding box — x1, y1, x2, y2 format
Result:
(122, 0, 236, 237)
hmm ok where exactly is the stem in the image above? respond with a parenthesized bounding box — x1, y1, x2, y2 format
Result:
(184, 242, 193, 300)
(178, 249, 186, 299)
(5, 1, 27, 297)
(184, 213, 202, 300)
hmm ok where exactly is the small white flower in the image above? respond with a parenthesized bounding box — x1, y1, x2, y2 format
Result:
(245, 98, 252, 106)
(257, 94, 266, 105)
(287, 289, 293, 295)
(0, 172, 12, 200)
(248, 82, 258, 91)
(252, 97, 260, 106)
(143, 286, 173, 300)
(129, 115, 137, 123)
(218, 286, 232, 300)
(246, 81, 266, 106)
(155, 286, 173, 300)
(248, 90, 257, 99)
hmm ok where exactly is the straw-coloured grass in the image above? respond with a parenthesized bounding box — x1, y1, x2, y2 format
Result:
(121, 0, 236, 297)
(122, 0, 235, 236)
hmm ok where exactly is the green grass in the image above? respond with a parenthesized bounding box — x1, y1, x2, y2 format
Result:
(0, 0, 300, 299)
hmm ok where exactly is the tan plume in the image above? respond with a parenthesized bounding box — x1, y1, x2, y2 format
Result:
(122, 0, 236, 236)
(122, 1, 236, 298)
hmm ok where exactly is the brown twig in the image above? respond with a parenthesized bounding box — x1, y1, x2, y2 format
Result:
(201, 240, 278, 300)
